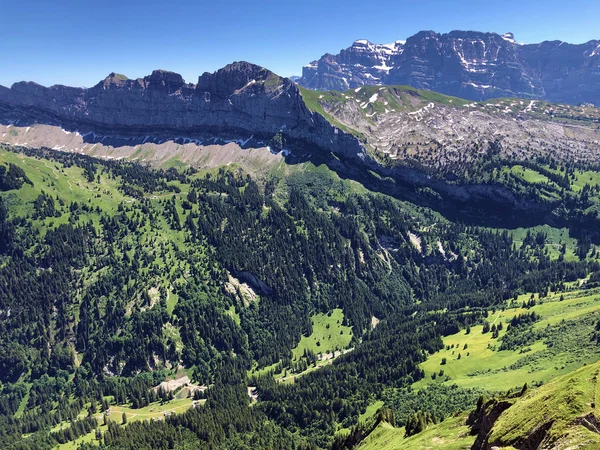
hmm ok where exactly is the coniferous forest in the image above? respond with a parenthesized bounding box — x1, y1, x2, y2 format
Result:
(1, 144, 600, 449)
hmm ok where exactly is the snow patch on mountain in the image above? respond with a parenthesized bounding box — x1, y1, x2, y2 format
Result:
(299, 30, 600, 105)
(501, 32, 516, 44)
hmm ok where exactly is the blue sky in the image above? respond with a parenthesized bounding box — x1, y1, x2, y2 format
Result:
(1, 0, 599, 87)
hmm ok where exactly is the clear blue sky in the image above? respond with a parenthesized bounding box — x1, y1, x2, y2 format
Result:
(1, 0, 599, 87)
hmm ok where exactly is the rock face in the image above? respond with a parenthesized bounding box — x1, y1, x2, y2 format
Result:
(301, 39, 404, 91)
(468, 398, 514, 450)
(298, 30, 600, 105)
(0, 62, 363, 158)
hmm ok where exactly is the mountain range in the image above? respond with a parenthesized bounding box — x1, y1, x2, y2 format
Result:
(3, 28, 600, 450)
(298, 30, 600, 105)
(3, 59, 600, 226)
(0, 62, 361, 159)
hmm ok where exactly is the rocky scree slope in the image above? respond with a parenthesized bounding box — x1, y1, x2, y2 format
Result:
(299, 30, 600, 105)
(0, 62, 363, 158)
(302, 85, 600, 171)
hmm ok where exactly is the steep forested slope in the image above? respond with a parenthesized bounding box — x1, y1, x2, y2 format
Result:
(1, 144, 600, 449)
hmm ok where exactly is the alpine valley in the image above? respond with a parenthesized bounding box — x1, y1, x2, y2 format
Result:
(2, 29, 600, 450)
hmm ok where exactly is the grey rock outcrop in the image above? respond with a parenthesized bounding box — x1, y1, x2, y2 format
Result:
(301, 39, 403, 91)
(0, 62, 364, 158)
(298, 30, 600, 105)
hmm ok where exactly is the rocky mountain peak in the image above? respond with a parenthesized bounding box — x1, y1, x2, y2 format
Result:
(100, 72, 132, 89)
(351, 39, 371, 47)
(501, 32, 516, 43)
(197, 61, 284, 99)
(95, 70, 187, 93)
(301, 37, 404, 91)
(10, 81, 45, 94)
(408, 30, 437, 41)
(145, 70, 186, 92)
(298, 29, 600, 105)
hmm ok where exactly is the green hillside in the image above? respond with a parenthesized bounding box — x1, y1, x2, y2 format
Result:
(361, 415, 473, 450)
(416, 288, 600, 391)
(484, 362, 600, 449)
(360, 361, 600, 449)
(2, 143, 600, 450)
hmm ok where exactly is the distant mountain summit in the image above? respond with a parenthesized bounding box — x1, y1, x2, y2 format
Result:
(301, 38, 404, 91)
(298, 30, 600, 105)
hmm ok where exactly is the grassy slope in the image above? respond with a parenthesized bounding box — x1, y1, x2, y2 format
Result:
(362, 362, 600, 450)
(416, 288, 600, 391)
(250, 308, 353, 382)
(53, 396, 205, 450)
(0, 150, 127, 228)
(488, 361, 600, 449)
(505, 165, 552, 185)
(0, 147, 203, 283)
(300, 85, 467, 123)
(106, 398, 198, 422)
(358, 400, 385, 423)
(502, 224, 579, 262)
(360, 414, 474, 450)
(573, 169, 600, 191)
(55, 430, 99, 450)
(292, 308, 352, 359)
(298, 87, 366, 139)
(14, 384, 32, 419)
